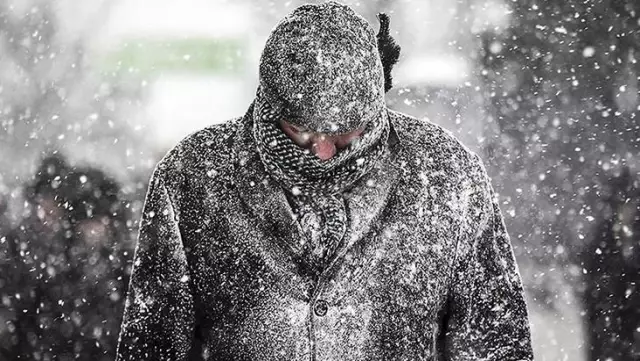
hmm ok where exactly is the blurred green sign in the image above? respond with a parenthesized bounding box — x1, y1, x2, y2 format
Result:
(104, 38, 245, 74)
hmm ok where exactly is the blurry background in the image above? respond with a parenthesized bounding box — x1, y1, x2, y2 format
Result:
(1, 0, 639, 360)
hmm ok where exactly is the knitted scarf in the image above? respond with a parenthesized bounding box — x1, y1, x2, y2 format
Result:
(252, 88, 390, 273)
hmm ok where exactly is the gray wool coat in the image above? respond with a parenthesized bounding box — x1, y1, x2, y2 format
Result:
(115, 105, 534, 361)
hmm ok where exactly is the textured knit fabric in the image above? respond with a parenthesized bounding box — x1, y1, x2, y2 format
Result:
(285, 192, 347, 273)
(252, 89, 390, 197)
(252, 90, 390, 272)
(115, 109, 534, 360)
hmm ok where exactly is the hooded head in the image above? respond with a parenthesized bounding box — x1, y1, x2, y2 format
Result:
(25, 153, 70, 204)
(258, 1, 386, 134)
(252, 2, 400, 196)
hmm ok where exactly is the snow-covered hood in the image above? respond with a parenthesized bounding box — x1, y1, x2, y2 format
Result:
(257, 1, 386, 134)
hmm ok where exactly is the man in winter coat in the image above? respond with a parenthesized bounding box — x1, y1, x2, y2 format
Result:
(116, 2, 534, 360)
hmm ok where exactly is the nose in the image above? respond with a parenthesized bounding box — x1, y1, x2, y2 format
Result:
(279, 119, 364, 161)
(311, 135, 337, 161)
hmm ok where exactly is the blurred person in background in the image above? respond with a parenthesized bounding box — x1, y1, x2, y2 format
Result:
(582, 166, 640, 360)
(116, 2, 533, 360)
(0, 195, 8, 235)
(0, 154, 71, 359)
(0, 193, 13, 358)
(0, 154, 132, 361)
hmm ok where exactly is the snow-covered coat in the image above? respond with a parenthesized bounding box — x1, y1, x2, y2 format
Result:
(115, 105, 533, 361)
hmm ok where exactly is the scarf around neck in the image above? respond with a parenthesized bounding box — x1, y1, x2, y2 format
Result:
(251, 88, 391, 274)
(252, 88, 390, 197)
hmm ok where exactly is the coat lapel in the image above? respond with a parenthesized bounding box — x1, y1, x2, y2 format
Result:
(233, 119, 308, 262)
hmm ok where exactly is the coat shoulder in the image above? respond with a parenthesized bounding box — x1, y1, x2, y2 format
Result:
(154, 117, 245, 188)
(388, 109, 485, 182)
(387, 110, 493, 250)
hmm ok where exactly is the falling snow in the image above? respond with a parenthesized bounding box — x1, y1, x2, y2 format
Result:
(0, 0, 638, 360)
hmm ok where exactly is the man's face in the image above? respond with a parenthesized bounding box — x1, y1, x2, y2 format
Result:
(280, 119, 365, 160)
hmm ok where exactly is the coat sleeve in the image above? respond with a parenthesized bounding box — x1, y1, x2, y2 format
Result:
(442, 154, 534, 360)
(115, 167, 194, 361)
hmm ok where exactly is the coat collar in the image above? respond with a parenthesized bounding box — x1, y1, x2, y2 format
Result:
(232, 104, 403, 278)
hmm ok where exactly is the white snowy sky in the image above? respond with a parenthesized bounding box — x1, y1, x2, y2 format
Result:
(89, 0, 511, 147)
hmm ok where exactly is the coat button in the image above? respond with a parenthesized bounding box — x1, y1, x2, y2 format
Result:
(314, 299, 328, 317)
